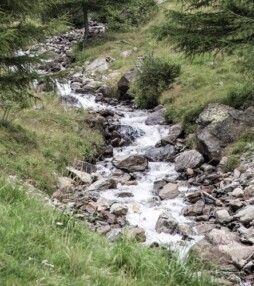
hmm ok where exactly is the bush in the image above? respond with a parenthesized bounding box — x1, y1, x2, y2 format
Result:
(224, 82, 254, 109)
(134, 55, 181, 109)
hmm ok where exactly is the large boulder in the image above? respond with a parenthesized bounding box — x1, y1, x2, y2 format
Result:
(112, 155, 148, 172)
(117, 69, 135, 101)
(175, 150, 204, 172)
(158, 183, 179, 200)
(196, 104, 254, 162)
(145, 108, 168, 125)
(155, 211, 178, 234)
(145, 145, 176, 162)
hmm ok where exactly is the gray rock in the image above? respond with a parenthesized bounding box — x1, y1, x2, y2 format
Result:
(145, 108, 168, 125)
(87, 178, 117, 191)
(124, 226, 146, 242)
(216, 209, 233, 224)
(73, 160, 96, 174)
(159, 183, 179, 200)
(155, 211, 178, 234)
(175, 150, 204, 172)
(234, 206, 254, 224)
(185, 191, 202, 203)
(96, 85, 113, 97)
(112, 155, 148, 172)
(66, 167, 92, 185)
(110, 203, 128, 216)
(196, 104, 254, 162)
(157, 124, 183, 146)
(85, 58, 109, 73)
(231, 187, 244, 198)
(107, 229, 122, 242)
(145, 145, 176, 162)
(183, 200, 205, 216)
(153, 179, 167, 192)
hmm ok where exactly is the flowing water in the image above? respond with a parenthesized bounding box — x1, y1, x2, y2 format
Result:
(57, 82, 203, 256)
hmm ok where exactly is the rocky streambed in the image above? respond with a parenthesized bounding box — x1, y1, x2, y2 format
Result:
(32, 28, 254, 285)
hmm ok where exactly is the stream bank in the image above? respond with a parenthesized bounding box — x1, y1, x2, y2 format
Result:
(32, 27, 254, 285)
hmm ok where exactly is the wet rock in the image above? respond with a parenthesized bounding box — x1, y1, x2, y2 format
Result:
(153, 179, 167, 192)
(67, 167, 92, 185)
(145, 108, 168, 125)
(124, 226, 146, 242)
(116, 192, 134, 198)
(175, 150, 204, 172)
(112, 155, 148, 172)
(216, 210, 233, 224)
(87, 178, 117, 191)
(145, 145, 176, 162)
(196, 104, 254, 162)
(183, 200, 205, 216)
(103, 145, 113, 158)
(185, 191, 202, 204)
(61, 95, 79, 105)
(159, 183, 179, 200)
(96, 85, 113, 97)
(157, 124, 183, 146)
(73, 160, 96, 174)
(155, 211, 178, 234)
(234, 206, 254, 224)
(110, 203, 128, 216)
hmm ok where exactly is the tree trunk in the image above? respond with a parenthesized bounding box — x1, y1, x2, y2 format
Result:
(82, 3, 89, 41)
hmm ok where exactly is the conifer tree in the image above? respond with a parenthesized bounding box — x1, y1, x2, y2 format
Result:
(53, 0, 129, 39)
(155, 0, 254, 57)
(0, 0, 63, 120)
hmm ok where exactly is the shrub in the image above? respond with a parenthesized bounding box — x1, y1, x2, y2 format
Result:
(224, 82, 254, 109)
(134, 55, 181, 109)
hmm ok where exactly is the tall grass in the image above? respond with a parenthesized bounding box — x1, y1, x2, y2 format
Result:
(0, 181, 218, 286)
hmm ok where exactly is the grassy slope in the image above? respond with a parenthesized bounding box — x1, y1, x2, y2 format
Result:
(73, 1, 240, 133)
(0, 94, 103, 193)
(0, 182, 217, 286)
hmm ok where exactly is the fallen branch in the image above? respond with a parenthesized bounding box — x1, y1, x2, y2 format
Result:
(201, 191, 224, 207)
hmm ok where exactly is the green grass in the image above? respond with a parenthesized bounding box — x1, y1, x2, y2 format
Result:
(0, 181, 218, 286)
(0, 94, 103, 193)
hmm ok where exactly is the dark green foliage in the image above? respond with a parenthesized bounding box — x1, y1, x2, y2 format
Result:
(96, 0, 158, 32)
(134, 55, 181, 109)
(155, 0, 254, 57)
(0, 0, 65, 120)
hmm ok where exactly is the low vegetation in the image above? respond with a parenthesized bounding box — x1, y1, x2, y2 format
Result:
(0, 94, 103, 193)
(133, 55, 181, 109)
(0, 181, 218, 286)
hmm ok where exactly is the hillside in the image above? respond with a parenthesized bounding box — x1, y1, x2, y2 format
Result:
(1, 0, 254, 285)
